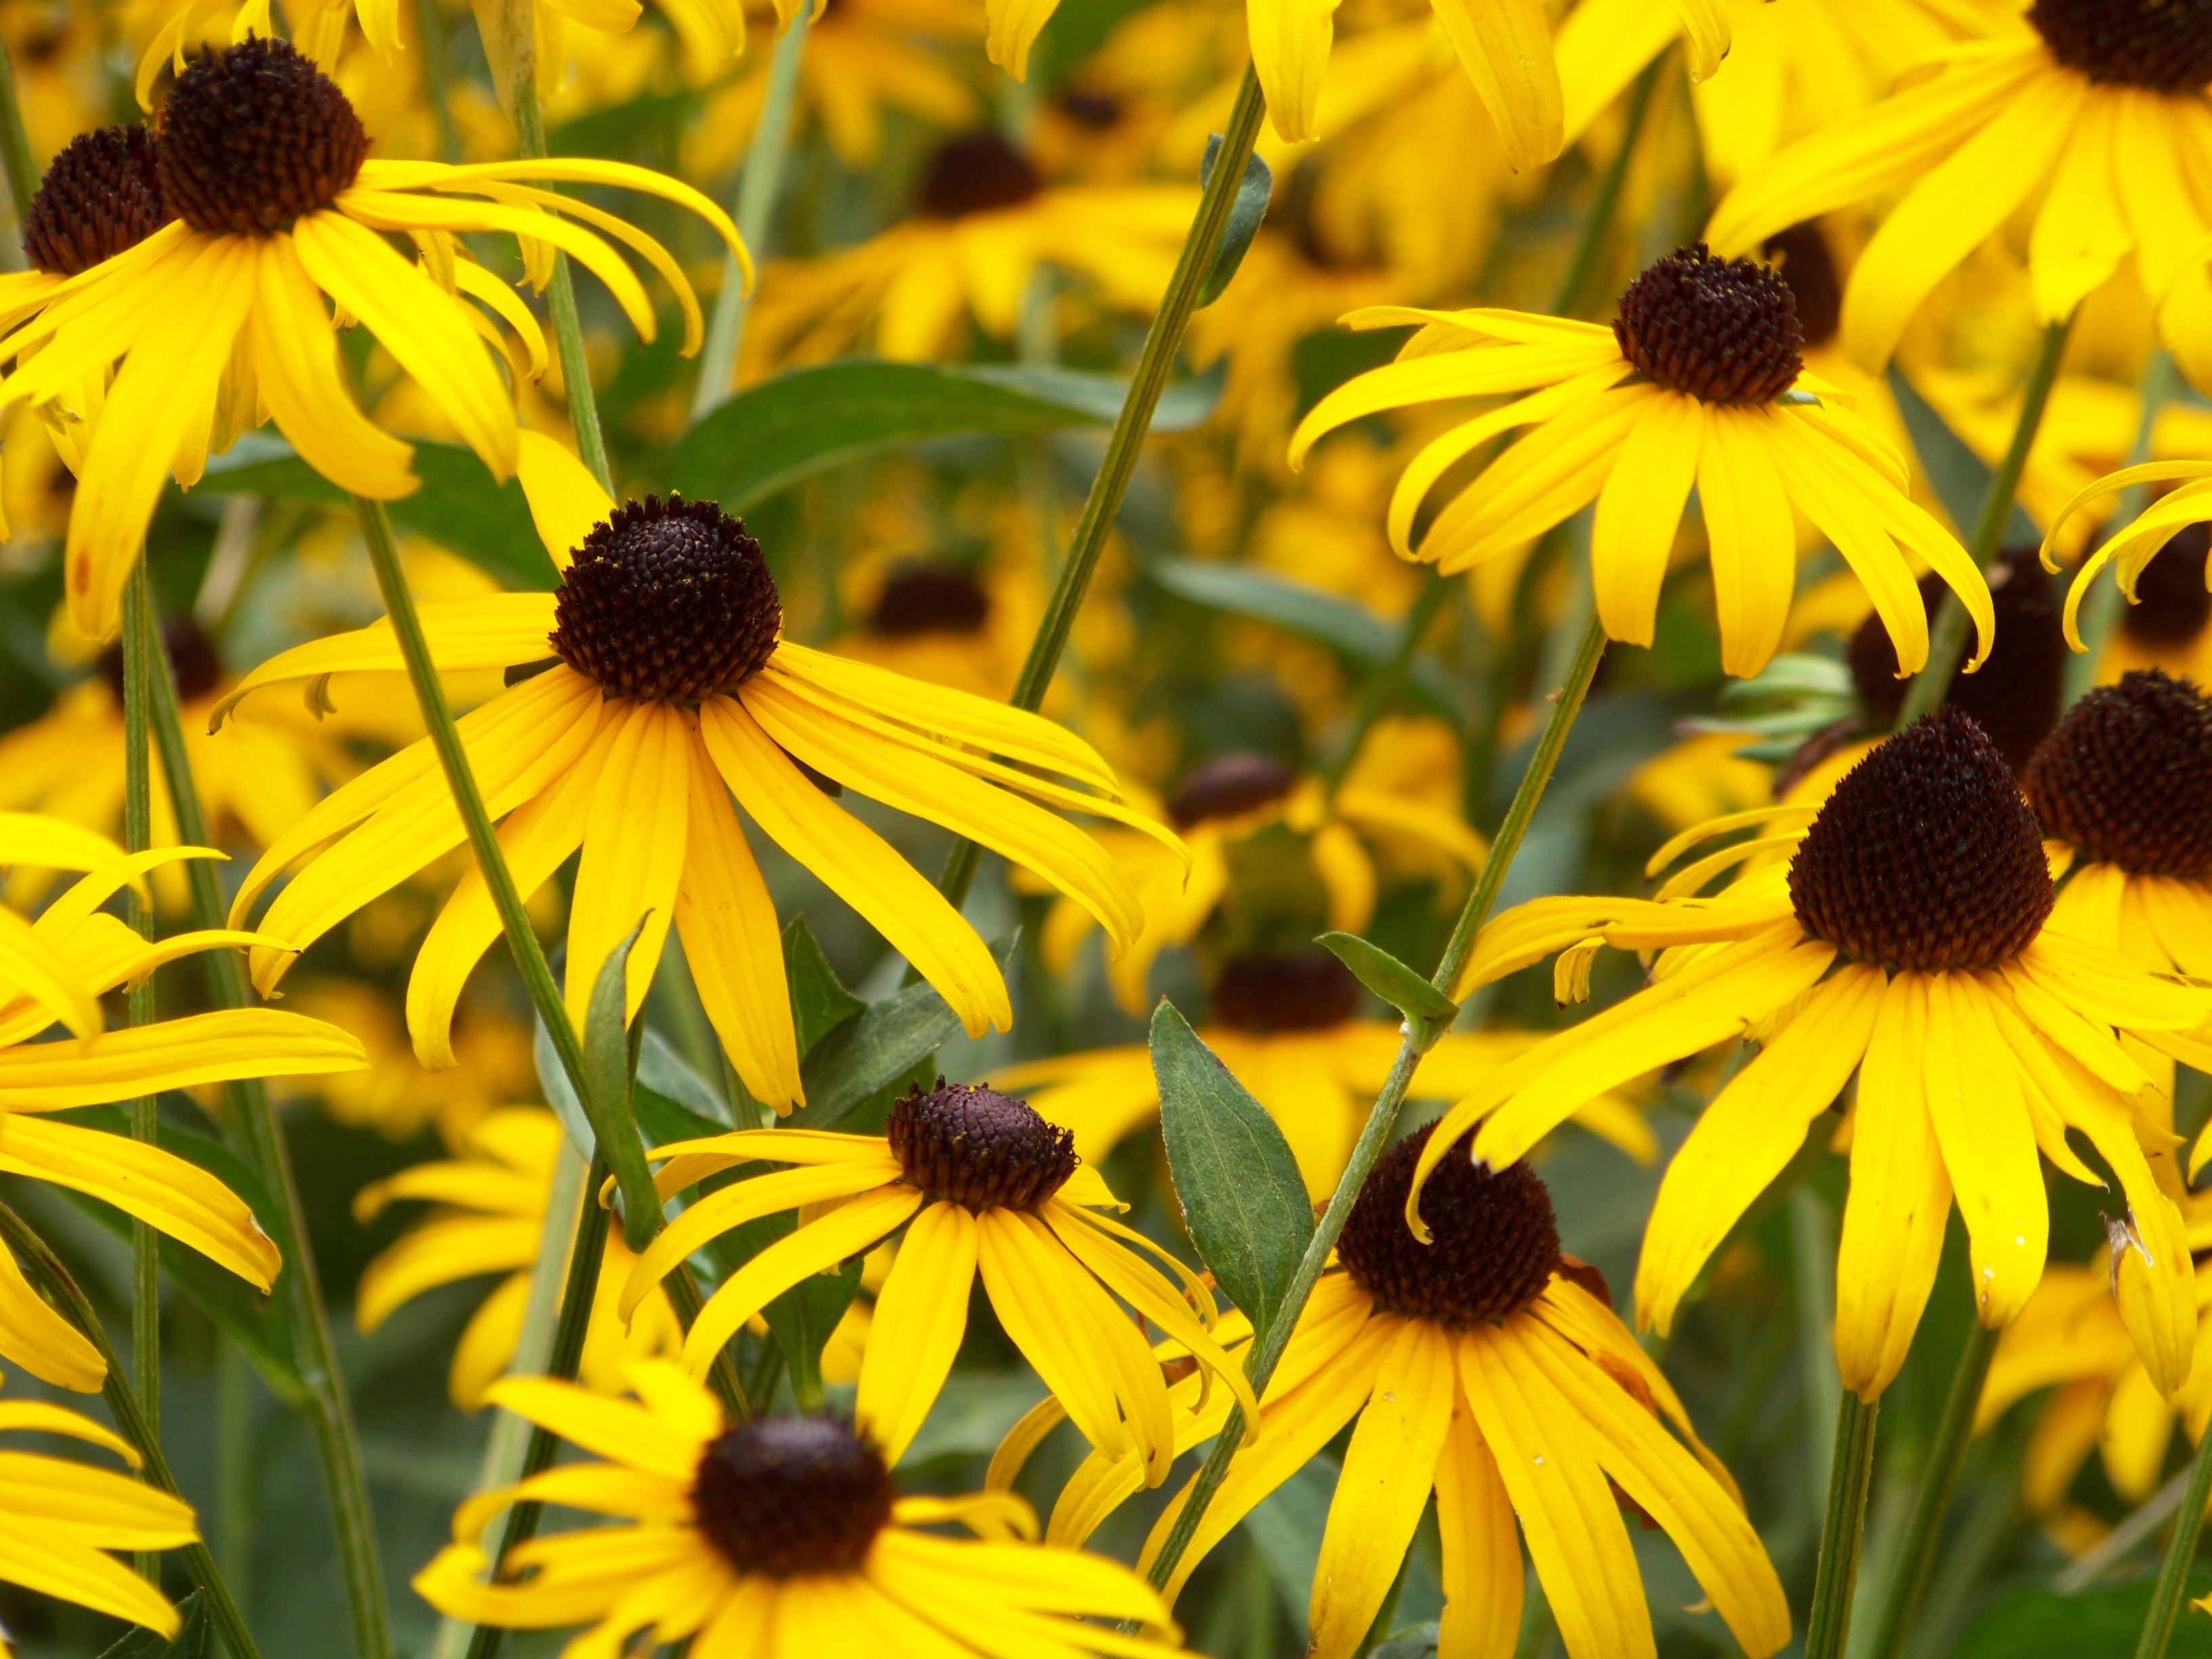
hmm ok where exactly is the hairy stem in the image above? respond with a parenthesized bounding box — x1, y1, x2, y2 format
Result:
(121, 558, 161, 1583)
(1805, 1391, 1880, 1659)
(2133, 1418, 2212, 1659)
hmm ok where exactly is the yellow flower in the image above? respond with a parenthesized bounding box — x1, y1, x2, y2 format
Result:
(1290, 245, 1994, 679)
(354, 1107, 682, 1409)
(0, 1381, 201, 1651)
(739, 129, 1199, 375)
(997, 943, 1653, 1199)
(0, 40, 743, 639)
(830, 552, 1042, 703)
(1132, 1128, 1789, 1659)
(2045, 458, 2212, 649)
(2093, 525, 2212, 686)
(619, 1082, 1258, 1477)
(212, 447, 1179, 1107)
(0, 823, 367, 1391)
(413, 1364, 1183, 1659)
(1706, 0, 2212, 382)
(1412, 712, 2212, 1401)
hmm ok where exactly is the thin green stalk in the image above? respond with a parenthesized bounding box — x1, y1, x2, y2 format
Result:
(691, 6, 811, 419)
(938, 64, 1269, 907)
(1861, 1322, 2001, 1659)
(2135, 1409, 2212, 1659)
(217, 1340, 255, 1617)
(142, 611, 392, 1659)
(1896, 315, 2073, 726)
(1147, 617, 1608, 1594)
(2066, 349, 2179, 705)
(1789, 1187, 1840, 1540)
(0, 36, 33, 274)
(1806, 1391, 1879, 1659)
(1324, 572, 1448, 794)
(1553, 52, 1666, 321)
(0, 1201, 264, 1659)
(121, 558, 161, 1583)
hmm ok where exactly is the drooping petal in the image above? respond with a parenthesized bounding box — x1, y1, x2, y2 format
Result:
(855, 1200, 979, 1463)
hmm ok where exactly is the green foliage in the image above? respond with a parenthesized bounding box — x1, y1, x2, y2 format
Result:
(1196, 139, 1272, 308)
(583, 916, 663, 1250)
(1313, 931, 1456, 1029)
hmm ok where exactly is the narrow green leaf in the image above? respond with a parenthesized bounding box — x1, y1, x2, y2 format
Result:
(1149, 1000, 1313, 1337)
(98, 1591, 209, 1659)
(1314, 931, 1456, 1025)
(665, 361, 1221, 510)
(585, 915, 662, 1251)
(783, 914, 865, 1058)
(789, 931, 1022, 1130)
(636, 1029, 731, 1126)
(1196, 137, 1273, 308)
(1955, 1575, 2212, 1658)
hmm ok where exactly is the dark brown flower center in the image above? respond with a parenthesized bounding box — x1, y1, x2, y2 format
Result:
(155, 38, 367, 237)
(868, 562, 990, 639)
(888, 1080, 1078, 1212)
(1057, 87, 1124, 128)
(1847, 547, 2064, 775)
(97, 616, 223, 706)
(917, 132, 1040, 219)
(1210, 947, 1363, 1033)
(1789, 710, 2053, 971)
(24, 125, 170, 275)
(2122, 522, 2212, 647)
(1762, 222, 1841, 350)
(1166, 752, 1296, 830)
(1613, 244, 1803, 406)
(691, 1416, 894, 1576)
(2023, 669, 2212, 878)
(1337, 1121, 1561, 1327)
(550, 496, 781, 700)
(2028, 0, 2212, 91)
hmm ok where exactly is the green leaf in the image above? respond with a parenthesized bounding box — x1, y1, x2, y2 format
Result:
(665, 361, 1222, 510)
(783, 914, 865, 1059)
(98, 1591, 209, 1659)
(1146, 559, 1457, 712)
(788, 931, 1023, 1130)
(1888, 365, 2038, 548)
(1955, 1575, 2212, 1658)
(1314, 932, 1456, 1026)
(1242, 1452, 1337, 1628)
(1196, 138, 1272, 308)
(636, 1029, 731, 1126)
(584, 916, 663, 1252)
(1149, 1000, 1313, 1337)
(197, 434, 559, 590)
(766, 1250, 862, 1413)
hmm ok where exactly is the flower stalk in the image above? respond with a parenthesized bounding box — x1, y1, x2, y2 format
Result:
(0, 35, 31, 274)
(0, 1200, 264, 1659)
(1805, 1389, 1880, 1659)
(2132, 1410, 2212, 1659)
(120, 556, 161, 1559)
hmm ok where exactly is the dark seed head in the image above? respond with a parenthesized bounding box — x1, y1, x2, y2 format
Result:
(97, 616, 222, 706)
(1847, 547, 2066, 774)
(888, 1080, 1078, 1212)
(691, 1416, 894, 1577)
(2022, 669, 2212, 879)
(2121, 522, 2212, 647)
(1336, 1122, 1561, 1328)
(917, 131, 1041, 219)
(2028, 0, 2212, 91)
(550, 496, 781, 700)
(1613, 244, 1804, 406)
(155, 39, 368, 237)
(1762, 222, 1841, 350)
(23, 125, 169, 275)
(1789, 710, 2054, 971)
(1166, 752, 1296, 830)
(1210, 947, 1363, 1033)
(867, 562, 991, 639)
(1057, 87, 1124, 128)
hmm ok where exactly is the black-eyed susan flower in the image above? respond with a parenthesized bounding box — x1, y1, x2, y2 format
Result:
(1289, 245, 1995, 680)
(1132, 1126, 1790, 1659)
(620, 1081, 1258, 1477)
(0, 839, 367, 1391)
(354, 1107, 681, 1408)
(413, 1365, 1184, 1658)
(997, 944, 1652, 1199)
(0, 40, 745, 639)
(2097, 525, 2212, 684)
(1706, 0, 2212, 380)
(0, 1380, 201, 1650)
(741, 129, 1198, 373)
(2045, 460, 2212, 650)
(211, 453, 1180, 1109)
(1412, 710, 2212, 1401)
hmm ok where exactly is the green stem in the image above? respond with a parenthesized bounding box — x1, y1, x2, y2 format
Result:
(2066, 348, 2179, 705)
(217, 1340, 255, 1618)
(508, 68, 612, 492)
(691, 6, 811, 420)
(0, 1201, 264, 1659)
(1324, 571, 1448, 794)
(142, 611, 392, 1659)
(1805, 1391, 1879, 1659)
(1862, 1322, 2001, 1659)
(1552, 52, 1666, 321)
(415, 0, 464, 163)
(121, 558, 160, 1578)
(1896, 314, 2073, 726)
(0, 36, 33, 274)
(1147, 617, 1608, 1594)
(2135, 1420, 2212, 1659)
(937, 63, 1269, 907)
